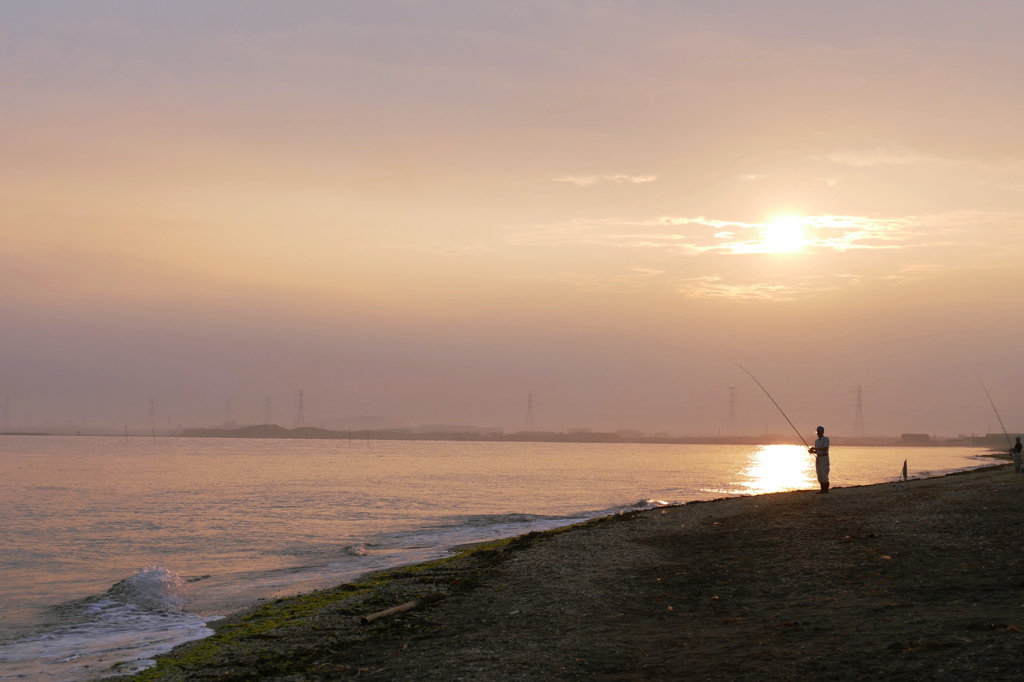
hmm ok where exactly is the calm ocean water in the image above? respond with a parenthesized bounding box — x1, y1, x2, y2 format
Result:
(0, 435, 992, 680)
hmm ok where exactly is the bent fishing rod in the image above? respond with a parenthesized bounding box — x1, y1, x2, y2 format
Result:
(736, 364, 810, 448)
(977, 376, 1013, 449)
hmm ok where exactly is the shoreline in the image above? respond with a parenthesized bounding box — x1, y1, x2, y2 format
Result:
(116, 459, 1024, 681)
(2, 430, 998, 448)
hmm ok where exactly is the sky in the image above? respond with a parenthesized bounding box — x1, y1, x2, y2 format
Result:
(2, 1, 1024, 436)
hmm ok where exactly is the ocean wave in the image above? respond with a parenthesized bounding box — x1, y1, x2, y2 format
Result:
(0, 566, 210, 682)
(444, 512, 577, 528)
(614, 499, 673, 512)
(105, 565, 192, 613)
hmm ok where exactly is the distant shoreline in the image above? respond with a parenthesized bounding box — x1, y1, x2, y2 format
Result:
(1, 425, 1003, 447)
(172, 424, 982, 447)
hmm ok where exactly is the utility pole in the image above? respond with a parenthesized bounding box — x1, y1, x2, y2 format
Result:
(727, 386, 737, 436)
(853, 386, 865, 437)
(294, 390, 305, 428)
(525, 390, 536, 431)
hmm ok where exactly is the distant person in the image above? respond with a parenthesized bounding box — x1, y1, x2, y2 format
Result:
(1013, 436, 1022, 474)
(808, 425, 830, 494)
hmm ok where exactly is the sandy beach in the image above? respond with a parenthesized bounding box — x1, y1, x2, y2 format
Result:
(120, 461, 1024, 681)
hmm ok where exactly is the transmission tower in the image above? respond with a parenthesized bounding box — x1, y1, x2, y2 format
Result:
(853, 386, 865, 437)
(294, 390, 305, 428)
(149, 398, 156, 431)
(525, 390, 536, 431)
(263, 397, 272, 425)
(727, 386, 737, 436)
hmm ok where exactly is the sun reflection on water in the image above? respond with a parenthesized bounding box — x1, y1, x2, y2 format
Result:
(739, 444, 816, 494)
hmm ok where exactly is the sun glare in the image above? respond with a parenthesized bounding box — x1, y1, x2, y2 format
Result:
(740, 444, 816, 494)
(763, 216, 806, 253)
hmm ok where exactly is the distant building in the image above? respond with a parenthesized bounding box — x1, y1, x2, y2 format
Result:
(900, 433, 930, 444)
(965, 433, 1018, 447)
(614, 429, 645, 439)
(567, 428, 593, 434)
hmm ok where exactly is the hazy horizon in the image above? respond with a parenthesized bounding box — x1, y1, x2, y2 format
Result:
(4, 398, 1019, 441)
(3, 2, 1023, 438)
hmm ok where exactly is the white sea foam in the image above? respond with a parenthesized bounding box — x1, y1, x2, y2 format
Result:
(106, 566, 192, 613)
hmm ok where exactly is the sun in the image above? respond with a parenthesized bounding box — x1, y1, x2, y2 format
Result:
(762, 216, 806, 253)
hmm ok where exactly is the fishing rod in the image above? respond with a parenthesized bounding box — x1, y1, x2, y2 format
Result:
(977, 376, 1013, 449)
(736, 364, 809, 448)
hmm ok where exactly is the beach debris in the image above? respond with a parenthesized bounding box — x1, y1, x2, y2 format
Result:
(359, 592, 447, 625)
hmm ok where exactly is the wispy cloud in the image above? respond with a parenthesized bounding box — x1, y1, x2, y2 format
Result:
(538, 268, 673, 293)
(552, 174, 658, 187)
(378, 242, 492, 256)
(674, 276, 808, 301)
(878, 254, 1017, 283)
(630, 266, 665, 276)
(812, 148, 948, 168)
(507, 211, 1024, 256)
(506, 214, 926, 254)
(545, 269, 844, 301)
(814, 149, 1024, 179)
(502, 211, 1024, 301)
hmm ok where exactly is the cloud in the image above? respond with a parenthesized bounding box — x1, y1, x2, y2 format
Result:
(878, 243, 1021, 283)
(500, 210, 1024, 301)
(506, 211, 1024, 257)
(552, 175, 600, 187)
(545, 268, 845, 301)
(674, 276, 807, 301)
(606, 174, 658, 184)
(812, 148, 948, 168)
(813, 150, 1024, 179)
(506, 214, 920, 254)
(378, 242, 492, 256)
(552, 174, 657, 187)
(538, 268, 673, 294)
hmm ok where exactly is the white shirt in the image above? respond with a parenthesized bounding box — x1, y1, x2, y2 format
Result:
(814, 435, 830, 457)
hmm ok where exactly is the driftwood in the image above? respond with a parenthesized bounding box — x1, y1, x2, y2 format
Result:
(360, 592, 447, 625)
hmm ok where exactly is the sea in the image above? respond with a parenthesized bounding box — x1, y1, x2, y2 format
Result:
(0, 435, 994, 681)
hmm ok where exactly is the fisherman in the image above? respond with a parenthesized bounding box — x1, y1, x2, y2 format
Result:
(1012, 436, 1022, 474)
(808, 425, 830, 494)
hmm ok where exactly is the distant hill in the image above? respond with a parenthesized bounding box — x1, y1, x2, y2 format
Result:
(176, 425, 949, 447)
(180, 424, 340, 439)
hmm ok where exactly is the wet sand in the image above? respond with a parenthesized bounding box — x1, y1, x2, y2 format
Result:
(121, 462, 1024, 681)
